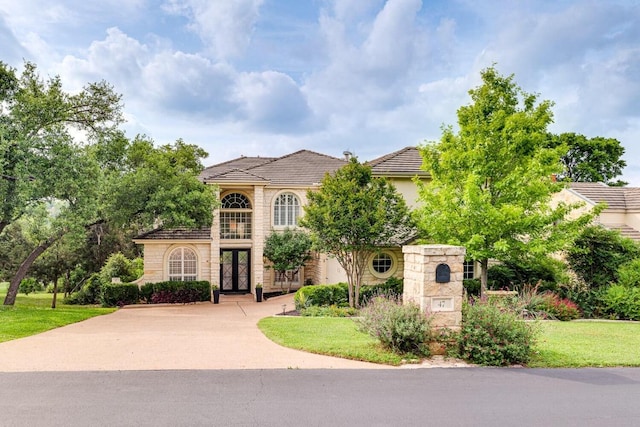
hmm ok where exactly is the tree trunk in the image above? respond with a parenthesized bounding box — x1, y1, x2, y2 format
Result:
(51, 276, 59, 309)
(480, 259, 489, 299)
(3, 231, 65, 306)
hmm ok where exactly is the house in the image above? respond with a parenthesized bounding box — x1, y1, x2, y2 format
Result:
(133, 147, 429, 295)
(554, 182, 640, 241)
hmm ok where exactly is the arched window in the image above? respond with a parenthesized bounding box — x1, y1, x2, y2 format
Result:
(168, 247, 197, 281)
(220, 193, 252, 239)
(274, 193, 301, 227)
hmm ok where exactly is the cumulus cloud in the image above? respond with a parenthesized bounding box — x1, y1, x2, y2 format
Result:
(162, 0, 264, 59)
(234, 71, 315, 133)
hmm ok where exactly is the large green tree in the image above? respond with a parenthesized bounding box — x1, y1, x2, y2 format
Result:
(3, 136, 216, 305)
(300, 158, 414, 308)
(1, 62, 216, 306)
(416, 67, 594, 296)
(0, 61, 122, 236)
(548, 132, 627, 186)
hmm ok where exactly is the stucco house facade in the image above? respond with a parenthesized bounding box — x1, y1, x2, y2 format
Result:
(554, 182, 640, 241)
(134, 147, 429, 295)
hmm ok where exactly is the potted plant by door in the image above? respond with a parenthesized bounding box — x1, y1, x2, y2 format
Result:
(212, 284, 220, 304)
(255, 283, 263, 303)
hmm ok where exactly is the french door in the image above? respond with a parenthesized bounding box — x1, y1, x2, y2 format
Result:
(220, 249, 251, 293)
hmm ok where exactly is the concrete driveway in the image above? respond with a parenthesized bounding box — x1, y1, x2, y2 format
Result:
(0, 294, 391, 372)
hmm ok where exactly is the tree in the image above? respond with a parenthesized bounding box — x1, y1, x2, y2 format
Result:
(3, 136, 216, 305)
(415, 67, 594, 297)
(548, 133, 627, 186)
(0, 61, 122, 237)
(567, 225, 640, 289)
(264, 228, 312, 293)
(300, 158, 414, 308)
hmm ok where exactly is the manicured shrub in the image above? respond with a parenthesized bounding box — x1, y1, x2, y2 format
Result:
(101, 283, 140, 307)
(293, 283, 349, 309)
(458, 300, 537, 366)
(143, 281, 211, 304)
(357, 296, 432, 355)
(300, 305, 358, 317)
(600, 285, 640, 320)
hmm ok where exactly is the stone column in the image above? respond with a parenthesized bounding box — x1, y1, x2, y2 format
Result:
(402, 245, 465, 330)
(210, 187, 221, 290)
(253, 185, 265, 293)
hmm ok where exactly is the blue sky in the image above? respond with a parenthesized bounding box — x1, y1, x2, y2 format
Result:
(1, 0, 639, 184)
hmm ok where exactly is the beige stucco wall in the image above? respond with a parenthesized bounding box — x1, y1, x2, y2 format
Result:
(388, 177, 422, 208)
(138, 241, 211, 285)
(553, 188, 640, 231)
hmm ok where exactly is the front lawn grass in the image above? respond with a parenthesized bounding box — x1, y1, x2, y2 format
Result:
(528, 321, 640, 367)
(259, 316, 640, 367)
(0, 287, 116, 343)
(258, 317, 407, 365)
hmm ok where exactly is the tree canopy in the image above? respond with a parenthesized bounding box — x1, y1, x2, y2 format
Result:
(263, 228, 312, 292)
(415, 67, 594, 296)
(548, 132, 627, 186)
(0, 62, 216, 305)
(300, 158, 414, 307)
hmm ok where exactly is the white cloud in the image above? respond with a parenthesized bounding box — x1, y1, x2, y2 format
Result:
(162, 0, 264, 59)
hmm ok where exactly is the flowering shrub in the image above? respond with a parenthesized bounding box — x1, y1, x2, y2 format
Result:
(356, 296, 432, 355)
(538, 293, 581, 321)
(458, 300, 537, 366)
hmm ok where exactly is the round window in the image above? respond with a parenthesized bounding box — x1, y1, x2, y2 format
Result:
(372, 252, 393, 275)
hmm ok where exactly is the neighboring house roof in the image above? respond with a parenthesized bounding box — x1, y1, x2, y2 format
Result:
(134, 227, 211, 241)
(568, 182, 640, 210)
(200, 150, 346, 186)
(367, 146, 429, 178)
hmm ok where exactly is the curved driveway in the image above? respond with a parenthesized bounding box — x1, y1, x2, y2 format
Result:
(0, 294, 458, 372)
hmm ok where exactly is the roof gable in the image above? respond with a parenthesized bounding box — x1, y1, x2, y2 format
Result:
(569, 182, 640, 210)
(367, 147, 428, 177)
(202, 149, 346, 186)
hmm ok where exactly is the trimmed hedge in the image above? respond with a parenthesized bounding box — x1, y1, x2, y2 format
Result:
(294, 278, 404, 310)
(140, 281, 211, 304)
(101, 283, 140, 307)
(600, 285, 640, 320)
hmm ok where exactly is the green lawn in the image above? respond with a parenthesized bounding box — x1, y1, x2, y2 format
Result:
(0, 286, 116, 343)
(258, 317, 409, 365)
(528, 321, 640, 367)
(259, 316, 640, 368)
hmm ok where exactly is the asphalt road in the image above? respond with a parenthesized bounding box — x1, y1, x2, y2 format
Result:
(1, 368, 639, 426)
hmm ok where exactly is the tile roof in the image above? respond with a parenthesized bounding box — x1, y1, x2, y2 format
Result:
(201, 150, 346, 186)
(569, 182, 640, 210)
(367, 146, 429, 177)
(200, 156, 274, 181)
(134, 227, 211, 240)
(602, 224, 640, 241)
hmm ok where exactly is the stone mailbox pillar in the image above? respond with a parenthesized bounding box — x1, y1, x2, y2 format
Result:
(402, 245, 466, 330)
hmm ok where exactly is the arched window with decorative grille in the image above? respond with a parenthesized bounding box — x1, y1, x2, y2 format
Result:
(220, 193, 252, 239)
(168, 247, 197, 281)
(273, 192, 301, 227)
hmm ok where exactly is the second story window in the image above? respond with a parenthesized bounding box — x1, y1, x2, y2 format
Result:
(220, 193, 252, 239)
(274, 192, 301, 227)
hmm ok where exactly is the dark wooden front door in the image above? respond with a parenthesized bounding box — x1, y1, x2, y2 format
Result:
(220, 249, 251, 293)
